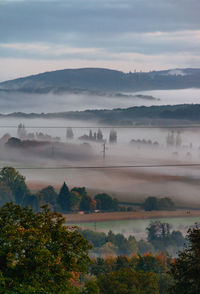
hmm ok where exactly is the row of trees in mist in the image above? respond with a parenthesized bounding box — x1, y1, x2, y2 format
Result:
(17, 124, 118, 143)
(17, 123, 60, 141)
(70, 127, 117, 143)
(89, 224, 200, 294)
(0, 167, 119, 213)
(0, 167, 177, 215)
(56, 185, 119, 213)
(81, 220, 185, 257)
(143, 196, 176, 211)
(17, 124, 196, 151)
(18, 123, 180, 147)
(166, 131, 182, 147)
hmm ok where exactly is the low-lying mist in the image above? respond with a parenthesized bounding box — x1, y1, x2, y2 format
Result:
(135, 88, 200, 105)
(0, 86, 200, 208)
(1, 88, 200, 113)
(0, 118, 200, 208)
(0, 91, 155, 113)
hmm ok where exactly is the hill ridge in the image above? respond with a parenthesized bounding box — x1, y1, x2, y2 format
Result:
(1, 67, 200, 92)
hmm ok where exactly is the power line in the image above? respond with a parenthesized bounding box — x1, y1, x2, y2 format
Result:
(0, 125, 200, 129)
(2, 163, 200, 170)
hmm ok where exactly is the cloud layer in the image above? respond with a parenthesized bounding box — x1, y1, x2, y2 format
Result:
(0, 0, 200, 81)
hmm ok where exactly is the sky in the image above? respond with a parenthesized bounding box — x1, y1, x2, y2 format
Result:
(0, 0, 200, 81)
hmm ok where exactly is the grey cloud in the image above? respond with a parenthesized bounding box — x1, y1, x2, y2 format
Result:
(0, 28, 199, 61)
(0, 0, 200, 77)
(0, 0, 200, 44)
(0, 45, 101, 60)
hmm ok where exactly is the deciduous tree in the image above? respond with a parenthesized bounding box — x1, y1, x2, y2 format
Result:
(98, 268, 159, 294)
(39, 185, 58, 206)
(0, 203, 91, 293)
(0, 167, 29, 204)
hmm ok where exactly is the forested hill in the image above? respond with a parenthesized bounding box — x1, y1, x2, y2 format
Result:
(3, 104, 200, 125)
(0, 67, 200, 92)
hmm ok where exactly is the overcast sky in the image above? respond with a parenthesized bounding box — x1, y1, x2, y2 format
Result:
(0, 0, 200, 81)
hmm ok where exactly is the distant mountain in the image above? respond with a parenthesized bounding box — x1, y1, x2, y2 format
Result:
(0, 67, 200, 93)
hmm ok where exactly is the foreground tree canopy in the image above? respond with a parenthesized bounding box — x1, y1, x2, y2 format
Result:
(98, 268, 159, 294)
(170, 224, 200, 294)
(0, 203, 91, 294)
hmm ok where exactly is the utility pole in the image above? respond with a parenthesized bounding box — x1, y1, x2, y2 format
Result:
(103, 142, 106, 160)
(102, 142, 108, 160)
(100, 142, 108, 160)
(51, 143, 55, 158)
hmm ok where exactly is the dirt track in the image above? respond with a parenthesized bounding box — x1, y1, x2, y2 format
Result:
(65, 209, 200, 224)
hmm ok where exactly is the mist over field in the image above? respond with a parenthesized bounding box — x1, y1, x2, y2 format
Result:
(0, 114, 200, 207)
(73, 217, 200, 239)
(0, 80, 200, 207)
(0, 88, 200, 113)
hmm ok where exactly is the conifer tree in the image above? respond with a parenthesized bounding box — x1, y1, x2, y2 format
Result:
(57, 182, 72, 212)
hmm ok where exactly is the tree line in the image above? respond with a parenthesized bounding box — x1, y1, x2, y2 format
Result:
(81, 220, 185, 257)
(0, 167, 178, 215)
(143, 196, 176, 211)
(0, 167, 119, 213)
